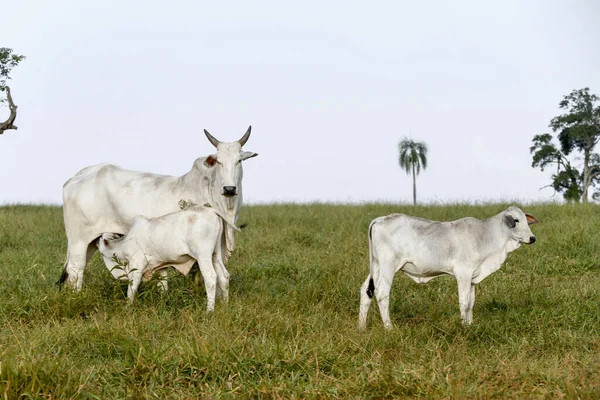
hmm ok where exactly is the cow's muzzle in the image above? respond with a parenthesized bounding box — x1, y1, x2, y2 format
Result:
(526, 236, 536, 244)
(222, 186, 237, 197)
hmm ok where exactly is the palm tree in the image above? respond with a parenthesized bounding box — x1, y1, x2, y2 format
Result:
(398, 137, 428, 205)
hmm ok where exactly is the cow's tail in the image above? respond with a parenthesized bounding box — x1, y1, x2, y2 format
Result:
(56, 253, 69, 289)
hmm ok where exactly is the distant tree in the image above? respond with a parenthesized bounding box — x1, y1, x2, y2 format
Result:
(530, 88, 600, 202)
(398, 137, 428, 205)
(0, 48, 26, 135)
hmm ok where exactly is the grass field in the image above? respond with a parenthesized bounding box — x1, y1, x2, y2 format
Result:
(0, 203, 599, 398)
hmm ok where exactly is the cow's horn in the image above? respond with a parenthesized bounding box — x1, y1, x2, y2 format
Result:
(238, 126, 251, 147)
(204, 129, 221, 148)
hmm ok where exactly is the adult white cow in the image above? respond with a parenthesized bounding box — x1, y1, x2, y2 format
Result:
(97, 206, 239, 311)
(59, 126, 257, 291)
(358, 206, 538, 330)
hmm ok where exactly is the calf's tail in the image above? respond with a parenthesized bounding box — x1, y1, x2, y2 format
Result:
(366, 276, 375, 298)
(366, 219, 379, 299)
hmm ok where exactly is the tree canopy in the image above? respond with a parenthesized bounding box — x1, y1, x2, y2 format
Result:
(530, 88, 600, 202)
(398, 137, 428, 205)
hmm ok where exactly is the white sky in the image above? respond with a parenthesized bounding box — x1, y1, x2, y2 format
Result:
(1, 0, 599, 205)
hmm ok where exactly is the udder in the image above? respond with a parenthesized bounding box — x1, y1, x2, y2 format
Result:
(144, 255, 196, 280)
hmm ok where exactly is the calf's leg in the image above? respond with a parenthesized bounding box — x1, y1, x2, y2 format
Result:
(195, 257, 218, 312)
(358, 275, 375, 331)
(374, 255, 396, 330)
(213, 255, 230, 304)
(127, 269, 144, 303)
(466, 284, 476, 324)
(456, 272, 474, 325)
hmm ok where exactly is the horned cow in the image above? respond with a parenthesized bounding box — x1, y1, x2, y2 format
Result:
(59, 127, 257, 291)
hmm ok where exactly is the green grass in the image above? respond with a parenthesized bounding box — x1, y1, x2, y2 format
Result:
(0, 203, 599, 398)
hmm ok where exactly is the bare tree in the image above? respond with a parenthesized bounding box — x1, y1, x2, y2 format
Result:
(0, 86, 18, 134)
(0, 48, 25, 136)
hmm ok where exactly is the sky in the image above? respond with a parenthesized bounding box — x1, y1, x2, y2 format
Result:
(1, 0, 599, 205)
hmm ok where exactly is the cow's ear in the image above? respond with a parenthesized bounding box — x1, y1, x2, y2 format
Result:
(525, 213, 539, 225)
(503, 214, 516, 228)
(241, 151, 258, 161)
(204, 155, 217, 167)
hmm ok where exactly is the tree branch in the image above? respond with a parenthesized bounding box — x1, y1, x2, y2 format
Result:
(557, 153, 572, 172)
(588, 170, 600, 182)
(0, 86, 18, 135)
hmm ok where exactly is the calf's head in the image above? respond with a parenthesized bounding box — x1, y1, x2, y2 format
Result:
(203, 126, 258, 198)
(503, 206, 538, 245)
(97, 233, 128, 280)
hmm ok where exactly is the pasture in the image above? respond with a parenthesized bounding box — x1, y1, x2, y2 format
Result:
(0, 203, 599, 398)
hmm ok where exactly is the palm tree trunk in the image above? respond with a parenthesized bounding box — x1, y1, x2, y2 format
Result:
(412, 164, 417, 206)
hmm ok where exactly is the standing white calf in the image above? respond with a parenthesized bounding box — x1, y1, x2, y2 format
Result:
(358, 206, 538, 330)
(97, 206, 239, 311)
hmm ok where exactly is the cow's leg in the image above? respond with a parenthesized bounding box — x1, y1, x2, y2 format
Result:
(456, 273, 473, 325)
(374, 255, 396, 330)
(191, 262, 202, 293)
(466, 284, 476, 324)
(358, 275, 375, 331)
(157, 270, 168, 292)
(63, 241, 96, 291)
(196, 257, 218, 312)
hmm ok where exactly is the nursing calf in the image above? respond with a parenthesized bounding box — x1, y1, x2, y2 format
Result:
(97, 206, 239, 312)
(358, 206, 538, 330)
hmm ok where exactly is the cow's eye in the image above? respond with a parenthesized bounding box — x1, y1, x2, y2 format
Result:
(514, 219, 520, 223)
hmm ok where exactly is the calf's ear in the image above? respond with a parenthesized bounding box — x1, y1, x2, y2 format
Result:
(100, 233, 122, 247)
(204, 155, 217, 167)
(503, 214, 516, 228)
(101, 233, 113, 248)
(525, 213, 539, 225)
